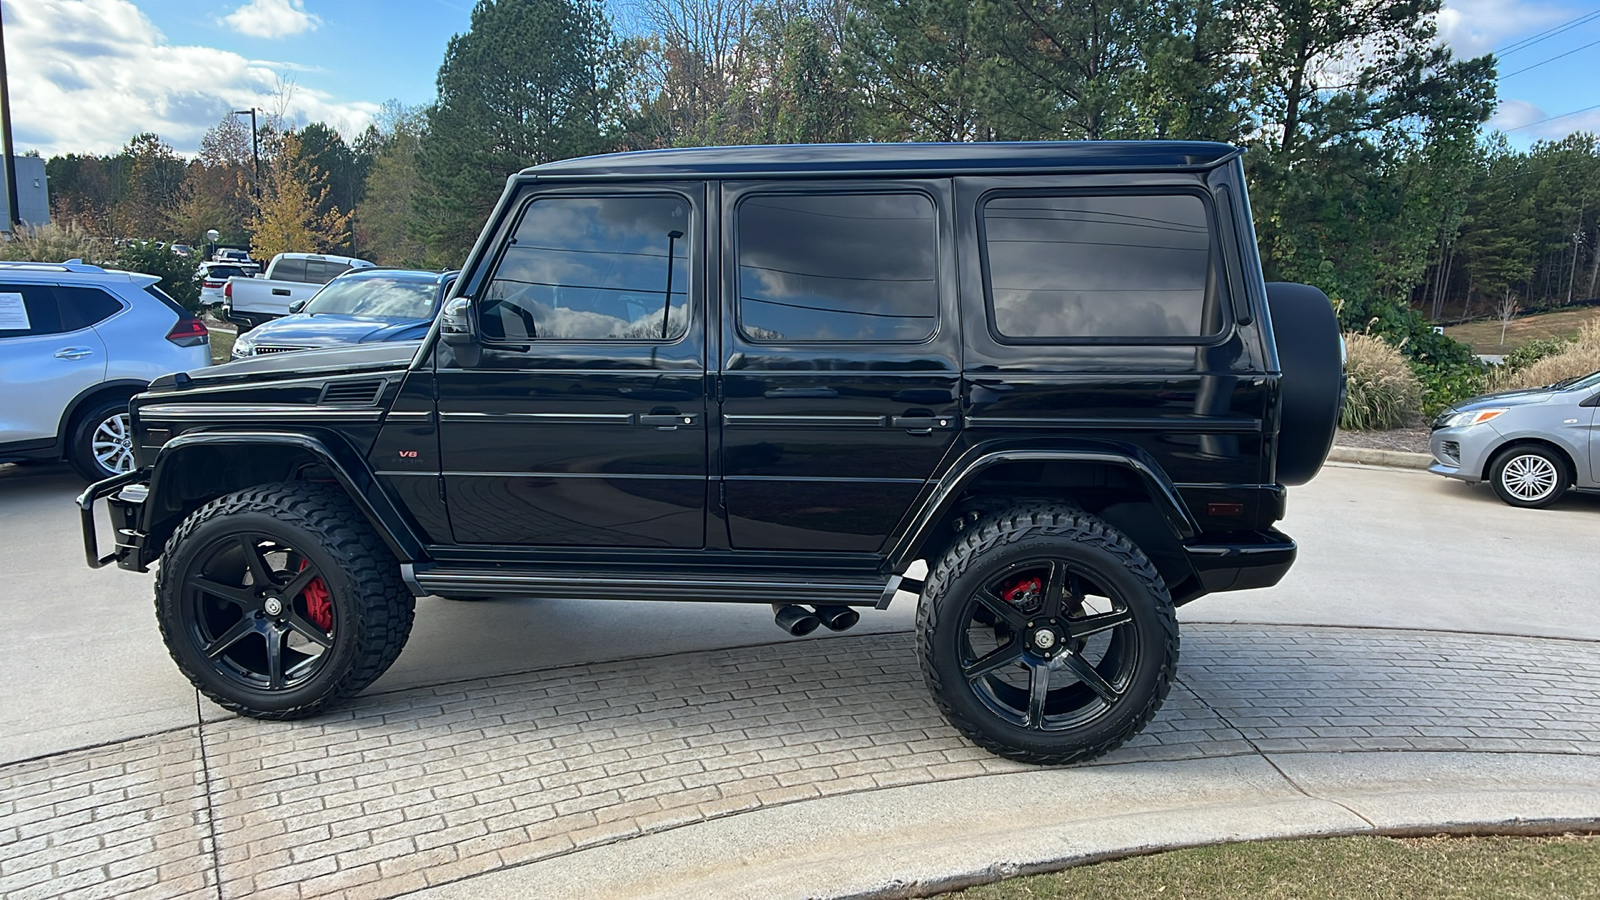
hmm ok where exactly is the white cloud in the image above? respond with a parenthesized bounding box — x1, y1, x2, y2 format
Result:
(6, 0, 376, 157)
(1437, 0, 1570, 58)
(1488, 98, 1600, 141)
(221, 0, 320, 40)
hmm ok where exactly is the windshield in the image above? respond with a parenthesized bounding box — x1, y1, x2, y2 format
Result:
(1552, 369, 1600, 391)
(305, 277, 437, 318)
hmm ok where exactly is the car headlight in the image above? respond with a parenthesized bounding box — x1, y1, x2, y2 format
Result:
(230, 333, 255, 359)
(1441, 408, 1507, 428)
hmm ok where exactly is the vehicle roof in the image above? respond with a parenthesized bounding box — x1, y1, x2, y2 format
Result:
(331, 267, 457, 285)
(0, 260, 160, 288)
(521, 141, 1242, 180)
(269, 252, 375, 265)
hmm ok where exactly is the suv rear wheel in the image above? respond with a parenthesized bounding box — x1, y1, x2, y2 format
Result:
(68, 397, 135, 481)
(917, 505, 1178, 764)
(155, 483, 415, 718)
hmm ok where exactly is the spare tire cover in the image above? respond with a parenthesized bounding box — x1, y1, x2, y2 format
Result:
(1265, 282, 1343, 486)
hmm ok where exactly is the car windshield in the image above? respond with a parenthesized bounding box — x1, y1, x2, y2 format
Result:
(1551, 369, 1600, 391)
(305, 276, 437, 318)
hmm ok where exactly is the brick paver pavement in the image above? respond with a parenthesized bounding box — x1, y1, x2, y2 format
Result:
(5, 624, 1599, 899)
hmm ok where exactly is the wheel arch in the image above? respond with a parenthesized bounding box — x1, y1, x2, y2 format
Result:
(1481, 437, 1579, 483)
(888, 446, 1203, 602)
(138, 431, 426, 568)
(58, 379, 150, 448)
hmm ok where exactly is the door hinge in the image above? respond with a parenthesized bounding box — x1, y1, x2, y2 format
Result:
(718, 482, 727, 509)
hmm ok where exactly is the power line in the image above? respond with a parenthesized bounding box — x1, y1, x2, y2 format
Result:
(1499, 35, 1600, 79)
(1501, 101, 1600, 132)
(1495, 8, 1600, 57)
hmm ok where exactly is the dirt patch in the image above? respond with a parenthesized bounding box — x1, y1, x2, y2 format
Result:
(1333, 425, 1430, 454)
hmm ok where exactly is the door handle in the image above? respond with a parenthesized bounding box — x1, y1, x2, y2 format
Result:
(271, 288, 292, 296)
(893, 415, 955, 435)
(54, 347, 93, 361)
(640, 412, 700, 429)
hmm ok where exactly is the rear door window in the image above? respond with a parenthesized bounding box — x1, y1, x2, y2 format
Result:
(56, 286, 125, 331)
(980, 193, 1224, 341)
(0, 283, 65, 337)
(735, 192, 938, 342)
(272, 257, 308, 282)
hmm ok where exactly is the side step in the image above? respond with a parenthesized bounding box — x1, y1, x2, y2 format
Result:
(404, 564, 904, 609)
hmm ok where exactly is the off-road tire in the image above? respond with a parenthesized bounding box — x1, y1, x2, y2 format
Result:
(1489, 445, 1571, 509)
(917, 504, 1178, 765)
(155, 482, 414, 719)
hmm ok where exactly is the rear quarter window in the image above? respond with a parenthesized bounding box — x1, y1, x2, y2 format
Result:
(979, 192, 1226, 342)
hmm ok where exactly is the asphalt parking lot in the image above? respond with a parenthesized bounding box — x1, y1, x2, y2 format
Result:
(3, 461, 1599, 898)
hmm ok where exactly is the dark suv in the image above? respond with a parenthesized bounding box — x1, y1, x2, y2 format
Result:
(80, 143, 1341, 764)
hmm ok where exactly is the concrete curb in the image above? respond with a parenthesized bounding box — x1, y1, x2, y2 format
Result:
(417, 751, 1600, 900)
(1327, 445, 1433, 470)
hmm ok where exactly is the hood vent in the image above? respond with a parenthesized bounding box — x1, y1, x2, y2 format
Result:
(319, 379, 386, 406)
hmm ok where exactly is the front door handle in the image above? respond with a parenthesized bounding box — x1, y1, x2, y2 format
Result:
(640, 412, 700, 429)
(54, 347, 93, 361)
(892, 415, 955, 435)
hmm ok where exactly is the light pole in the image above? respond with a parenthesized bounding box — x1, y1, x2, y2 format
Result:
(206, 228, 220, 261)
(232, 108, 261, 197)
(661, 230, 684, 339)
(0, 0, 22, 232)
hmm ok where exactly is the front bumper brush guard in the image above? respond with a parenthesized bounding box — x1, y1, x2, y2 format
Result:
(76, 469, 149, 570)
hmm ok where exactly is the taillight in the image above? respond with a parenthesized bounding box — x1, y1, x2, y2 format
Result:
(224, 281, 233, 299)
(204, 280, 224, 288)
(166, 317, 209, 347)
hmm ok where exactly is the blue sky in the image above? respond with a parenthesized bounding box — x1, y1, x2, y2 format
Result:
(5, 0, 1600, 157)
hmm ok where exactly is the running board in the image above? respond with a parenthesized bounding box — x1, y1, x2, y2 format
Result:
(403, 564, 903, 609)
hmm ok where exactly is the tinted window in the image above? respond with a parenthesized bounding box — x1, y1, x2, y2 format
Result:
(272, 257, 307, 282)
(307, 277, 438, 318)
(0, 284, 65, 337)
(202, 265, 249, 280)
(308, 261, 352, 285)
(56, 286, 124, 330)
(481, 195, 691, 341)
(737, 193, 937, 342)
(982, 194, 1220, 340)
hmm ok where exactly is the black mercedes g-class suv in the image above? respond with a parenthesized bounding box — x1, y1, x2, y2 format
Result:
(80, 142, 1341, 764)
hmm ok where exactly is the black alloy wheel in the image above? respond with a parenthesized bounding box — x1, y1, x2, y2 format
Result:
(156, 483, 414, 719)
(181, 532, 339, 693)
(918, 506, 1178, 765)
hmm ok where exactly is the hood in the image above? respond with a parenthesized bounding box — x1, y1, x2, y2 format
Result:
(149, 341, 422, 393)
(240, 313, 429, 349)
(1451, 386, 1557, 411)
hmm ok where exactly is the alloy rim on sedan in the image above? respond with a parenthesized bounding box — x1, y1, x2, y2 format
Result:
(1501, 453, 1559, 502)
(91, 413, 136, 475)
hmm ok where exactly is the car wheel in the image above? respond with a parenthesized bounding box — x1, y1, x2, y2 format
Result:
(154, 482, 415, 719)
(917, 505, 1178, 765)
(1489, 446, 1570, 509)
(68, 398, 136, 481)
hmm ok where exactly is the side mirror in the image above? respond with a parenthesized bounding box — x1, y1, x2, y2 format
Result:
(287, 299, 307, 314)
(440, 296, 475, 346)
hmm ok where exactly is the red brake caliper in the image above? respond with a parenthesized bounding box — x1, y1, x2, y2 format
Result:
(1001, 575, 1043, 608)
(296, 560, 333, 632)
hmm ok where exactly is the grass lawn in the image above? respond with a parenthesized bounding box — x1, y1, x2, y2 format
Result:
(208, 328, 236, 364)
(1443, 306, 1600, 355)
(943, 834, 1600, 899)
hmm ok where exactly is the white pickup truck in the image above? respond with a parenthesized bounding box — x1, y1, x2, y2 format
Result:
(222, 252, 376, 331)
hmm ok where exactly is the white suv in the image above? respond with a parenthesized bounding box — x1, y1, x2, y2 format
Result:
(0, 261, 212, 480)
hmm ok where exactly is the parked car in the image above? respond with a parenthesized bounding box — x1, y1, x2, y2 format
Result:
(1429, 370, 1600, 508)
(78, 142, 1342, 765)
(229, 269, 456, 359)
(214, 248, 254, 266)
(0, 260, 210, 480)
(222, 252, 376, 331)
(196, 262, 257, 309)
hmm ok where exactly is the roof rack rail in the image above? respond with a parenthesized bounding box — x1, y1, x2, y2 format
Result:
(0, 260, 109, 274)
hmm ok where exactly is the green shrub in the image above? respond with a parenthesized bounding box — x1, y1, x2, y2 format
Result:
(114, 243, 201, 312)
(1503, 337, 1577, 373)
(1341, 333, 1425, 430)
(1494, 320, 1600, 390)
(1335, 292, 1483, 417)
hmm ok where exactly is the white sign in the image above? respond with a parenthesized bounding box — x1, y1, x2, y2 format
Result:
(0, 292, 30, 331)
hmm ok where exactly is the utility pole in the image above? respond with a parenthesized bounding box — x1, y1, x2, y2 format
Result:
(233, 108, 261, 197)
(0, 0, 23, 232)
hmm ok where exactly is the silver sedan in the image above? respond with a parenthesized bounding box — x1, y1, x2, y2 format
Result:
(1429, 369, 1600, 508)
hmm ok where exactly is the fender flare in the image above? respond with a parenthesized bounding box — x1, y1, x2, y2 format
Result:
(885, 443, 1201, 572)
(140, 430, 426, 565)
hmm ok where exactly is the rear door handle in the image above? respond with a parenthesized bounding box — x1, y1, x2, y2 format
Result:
(640, 413, 700, 429)
(54, 347, 93, 360)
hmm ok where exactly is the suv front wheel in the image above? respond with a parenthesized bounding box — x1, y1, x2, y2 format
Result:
(917, 505, 1178, 764)
(155, 483, 415, 718)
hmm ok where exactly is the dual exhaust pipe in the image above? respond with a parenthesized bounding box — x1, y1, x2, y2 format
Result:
(773, 603, 860, 636)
